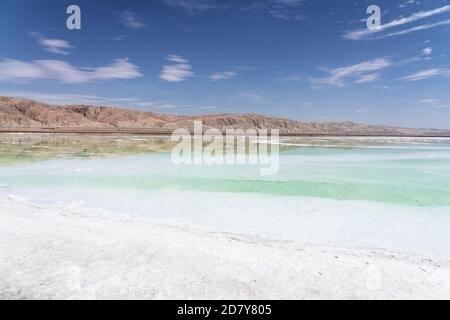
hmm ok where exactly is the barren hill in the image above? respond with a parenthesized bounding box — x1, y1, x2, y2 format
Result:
(0, 96, 449, 136)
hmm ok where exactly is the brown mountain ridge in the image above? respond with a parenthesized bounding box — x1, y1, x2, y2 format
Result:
(0, 96, 449, 136)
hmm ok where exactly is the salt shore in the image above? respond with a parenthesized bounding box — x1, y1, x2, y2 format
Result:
(1, 194, 449, 300)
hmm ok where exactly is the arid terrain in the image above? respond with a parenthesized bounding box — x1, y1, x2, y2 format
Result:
(1, 96, 449, 136)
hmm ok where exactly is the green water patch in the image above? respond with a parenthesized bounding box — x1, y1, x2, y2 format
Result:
(5, 174, 450, 207)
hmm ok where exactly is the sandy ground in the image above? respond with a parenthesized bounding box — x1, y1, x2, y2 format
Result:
(1, 194, 449, 300)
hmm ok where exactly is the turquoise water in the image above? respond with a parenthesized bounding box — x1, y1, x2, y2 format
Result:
(1, 135, 450, 207)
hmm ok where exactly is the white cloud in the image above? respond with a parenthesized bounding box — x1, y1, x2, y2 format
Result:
(0, 59, 47, 81)
(354, 73, 380, 84)
(31, 33, 73, 55)
(416, 99, 439, 104)
(40, 38, 73, 55)
(167, 54, 188, 63)
(313, 58, 391, 87)
(88, 59, 143, 81)
(344, 5, 450, 40)
(160, 55, 193, 82)
(375, 19, 450, 39)
(422, 47, 433, 55)
(0, 58, 143, 84)
(118, 11, 145, 28)
(209, 71, 237, 81)
(400, 68, 450, 81)
(399, 0, 417, 9)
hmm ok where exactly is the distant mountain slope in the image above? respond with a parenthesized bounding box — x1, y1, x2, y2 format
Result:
(1, 96, 449, 136)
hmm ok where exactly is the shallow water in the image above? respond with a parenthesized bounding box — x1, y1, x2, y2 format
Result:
(2, 134, 450, 206)
(1, 134, 450, 256)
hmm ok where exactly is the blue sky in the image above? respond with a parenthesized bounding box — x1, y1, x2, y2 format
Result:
(0, 0, 449, 128)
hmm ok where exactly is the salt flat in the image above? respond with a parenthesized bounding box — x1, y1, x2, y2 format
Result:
(1, 194, 449, 300)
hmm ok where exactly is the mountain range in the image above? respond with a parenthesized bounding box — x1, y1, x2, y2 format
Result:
(1, 96, 449, 136)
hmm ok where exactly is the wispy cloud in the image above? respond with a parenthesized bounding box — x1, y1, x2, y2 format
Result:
(399, 0, 418, 9)
(30, 33, 73, 55)
(0, 91, 193, 110)
(374, 19, 450, 39)
(413, 98, 450, 109)
(400, 68, 450, 81)
(238, 92, 264, 102)
(0, 91, 142, 106)
(312, 58, 391, 87)
(209, 71, 237, 81)
(269, 0, 306, 20)
(134, 101, 219, 110)
(241, 0, 306, 21)
(109, 35, 128, 41)
(163, 0, 226, 14)
(134, 101, 180, 109)
(416, 98, 439, 104)
(196, 105, 220, 110)
(160, 55, 193, 82)
(0, 58, 143, 84)
(343, 5, 450, 40)
(435, 104, 450, 109)
(422, 46, 433, 55)
(354, 73, 380, 84)
(118, 11, 146, 28)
